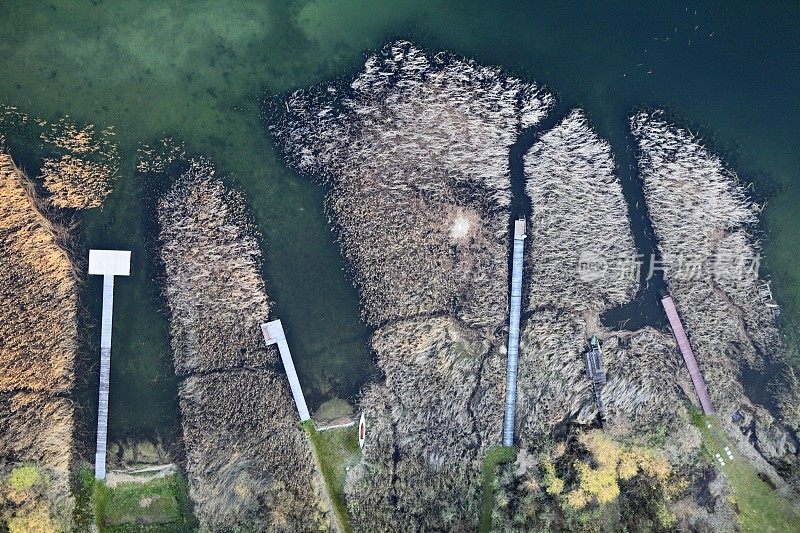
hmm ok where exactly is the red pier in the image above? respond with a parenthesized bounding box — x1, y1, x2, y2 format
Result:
(661, 290, 715, 415)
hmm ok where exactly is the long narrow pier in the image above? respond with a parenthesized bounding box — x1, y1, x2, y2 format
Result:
(261, 319, 311, 421)
(503, 219, 526, 446)
(88, 250, 131, 480)
(660, 290, 715, 415)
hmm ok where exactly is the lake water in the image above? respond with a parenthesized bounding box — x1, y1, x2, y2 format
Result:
(0, 1, 797, 445)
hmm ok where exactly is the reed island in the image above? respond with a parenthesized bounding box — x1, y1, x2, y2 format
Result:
(268, 41, 800, 532)
(150, 149, 333, 531)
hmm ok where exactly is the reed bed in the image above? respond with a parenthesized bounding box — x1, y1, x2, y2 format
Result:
(346, 317, 504, 532)
(631, 111, 782, 404)
(631, 110, 799, 490)
(156, 159, 330, 531)
(269, 40, 553, 328)
(267, 41, 554, 530)
(0, 153, 77, 529)
(524, 109, 638, 313)
(0, 153, 77, 394)
(157, 159, 272, 374)
(514, 111, 679, 441)
(179, 370, 331, 532)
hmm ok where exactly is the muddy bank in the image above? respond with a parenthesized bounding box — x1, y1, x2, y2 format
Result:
(154, 154, 332, 531)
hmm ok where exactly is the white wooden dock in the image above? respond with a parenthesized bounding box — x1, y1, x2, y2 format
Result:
(261, 319, 310, 421)
(88, 250, 130, 480)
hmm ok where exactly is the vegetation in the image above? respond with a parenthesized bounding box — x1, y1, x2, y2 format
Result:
(156, 159, 332, 531)
(0, 153, 77, 531)
(690, 411, 800, 533)
(303, 421, 360, 533)
(491, 430, 689, 532)
(0, 107, 118, 209)
(1, 462, 72, 532)
(73, 467, 196, 532)
(9, 465, 40, 492)
(0, 153, 77, 393)
(479, 445, 516, 533)
(633, 110, 800, 491)
(268, 40, 553, 329)
(156, 157, 272, 374)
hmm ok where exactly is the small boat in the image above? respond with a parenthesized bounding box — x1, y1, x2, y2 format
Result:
(358, 412, 366, 449)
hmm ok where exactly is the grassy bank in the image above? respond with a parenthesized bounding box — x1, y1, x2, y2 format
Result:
(74, 467, 196, 532)
(303, 420, 360, 533)
(479, 445, 517, 533)
(690, 411, 799, 532)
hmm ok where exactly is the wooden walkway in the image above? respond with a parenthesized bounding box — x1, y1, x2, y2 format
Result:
(661, 291, 715, 415)
(88, 249, 131, 480)
(95, 275, 114, 479)
(261, 319, 311, 421)
(503, 219, 526, 446)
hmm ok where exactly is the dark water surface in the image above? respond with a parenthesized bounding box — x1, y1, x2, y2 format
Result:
(0, 1, 797, 443)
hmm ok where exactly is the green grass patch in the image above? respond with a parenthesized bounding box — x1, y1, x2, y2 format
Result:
(303, 420, 360, 533)
(690, 411, 800, 532)
(479, 445, 517, 533)
(72, 467, 197, 533)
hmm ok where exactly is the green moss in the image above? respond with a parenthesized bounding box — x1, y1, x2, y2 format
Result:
(304, 421, 360, 533)
(8, 464, 41, 492)
(690, 411, 800, 533)
(479, 445, 517, 533)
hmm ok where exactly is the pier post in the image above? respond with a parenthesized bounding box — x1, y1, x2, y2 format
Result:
(503, 219, 526, 446)
(88, 250, 131, 480)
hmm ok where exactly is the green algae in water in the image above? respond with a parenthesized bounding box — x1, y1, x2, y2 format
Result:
(0, 1, 798, 444)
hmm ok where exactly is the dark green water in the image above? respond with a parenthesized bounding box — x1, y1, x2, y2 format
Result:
(0, 1, 797, 443)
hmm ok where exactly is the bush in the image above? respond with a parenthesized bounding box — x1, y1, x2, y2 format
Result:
(9, 465, 41, 492)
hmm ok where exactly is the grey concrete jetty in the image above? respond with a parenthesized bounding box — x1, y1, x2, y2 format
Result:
(503, 219, 526, 446)
(661, 290, 715, 415)
(261, 319, 311, 421)
(88, 249, 131, 480)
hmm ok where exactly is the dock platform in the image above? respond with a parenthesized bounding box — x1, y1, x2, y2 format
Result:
(88, 249, 131, 480)
(502, 219, 526, 446)
(261, 319, 311, 421)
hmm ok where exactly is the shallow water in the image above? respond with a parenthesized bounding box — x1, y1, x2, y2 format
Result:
(0, 1, 797, 443)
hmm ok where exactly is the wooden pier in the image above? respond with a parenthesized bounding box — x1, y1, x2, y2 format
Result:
(261, 319, 311, 421)
(502, 219, 526, 446)
(88, 250, 131, 480)
(660, 290, 714, 415)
